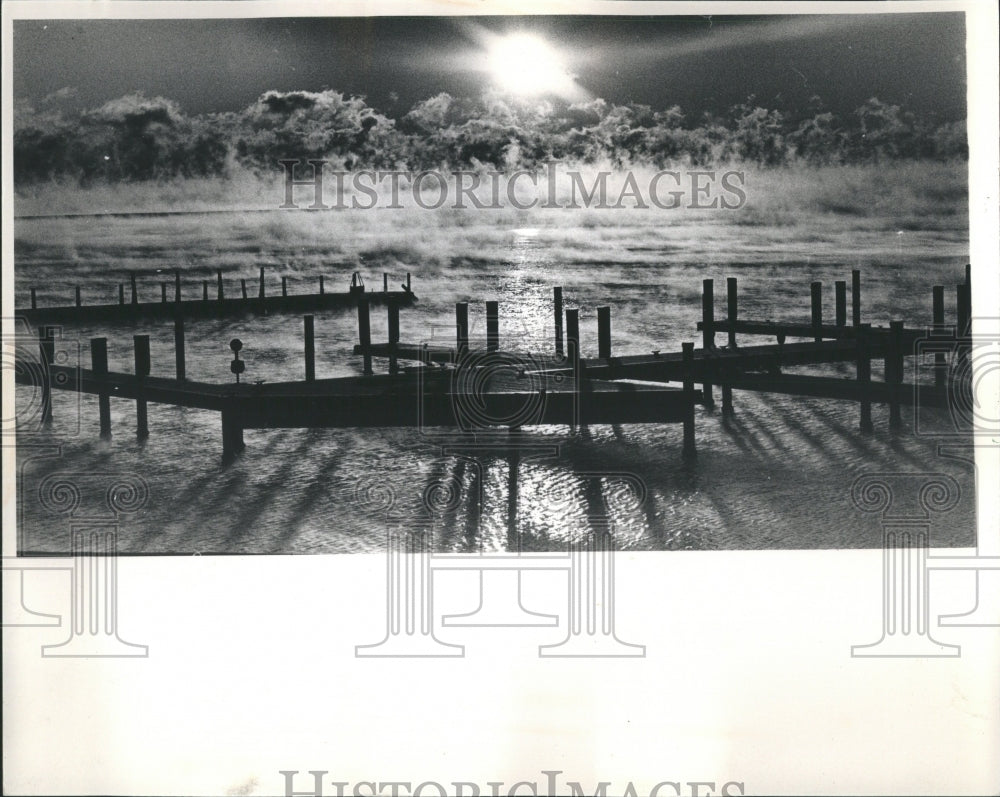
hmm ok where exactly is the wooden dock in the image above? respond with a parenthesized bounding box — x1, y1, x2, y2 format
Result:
(16, 268, 416, 325)
(13, 264, 973, 460)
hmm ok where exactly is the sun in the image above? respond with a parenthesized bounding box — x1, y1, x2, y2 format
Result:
(487, 33, 576, 97)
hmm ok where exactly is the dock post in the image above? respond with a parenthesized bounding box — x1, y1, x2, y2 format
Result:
(357, 299, 373, 375)
(486, 301, 500, 352)
(202, 280, 209, 302)
(241, 279, 248, 300)
(835, 280, 847, 328)
(956, 282, 971, 371)
(75, 286, 82, 308)
(387, 302, 400, 374)
(888, 320, 904, 430)
(932, 286, 946, 388)
(455, 302, 469, 359)
(565, 306, 580, 371)
(173, 311, 186, 381)
(91, 337, 111, 439)
(811, 281, 823, 343)
(30, 288, 37, 310)
(38, 326, 54, 424)
(553, 287, 564, 356)
(174, 270, 182, 303)
(857, 323, 873, 433)
(852, 269, 861, 327)
(319, 275, 325, 295)
(217, 270, 224, 301)
(133, 334, 150, 439)
(701, 278, 715, 406)
(282, 276, 288, 298)
(407, 272, 411, 293)
(119, 284, 125, 305)
(682, 342, 696, 458)
(259, 267, 266, 299)
(303, 315, 316, 382)
(966, 262, 972, 287)
(726, 277, 738, 348)
(161, 282, 167, 303)
(597, 306, 611, 360)
(130, 272, 138, 304)
(221, 397, 244, 460)
(383, 273, 388, 292)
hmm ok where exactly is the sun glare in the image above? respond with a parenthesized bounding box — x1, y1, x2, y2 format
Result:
(487, 33, 576, 98)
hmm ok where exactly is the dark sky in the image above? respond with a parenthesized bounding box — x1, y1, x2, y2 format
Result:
(14, 13, 967, 121)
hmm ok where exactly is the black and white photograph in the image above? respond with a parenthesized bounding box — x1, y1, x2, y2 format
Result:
(3, 1, 998, 795)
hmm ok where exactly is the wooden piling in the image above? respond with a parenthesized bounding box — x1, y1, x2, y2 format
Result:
(119, 284, 125, 305)
(965, 263, 972, 287)
(933, 286, 946, 388)
(319, 275, 325, 295)
(91, 337, 111, 439)
(357, 299, 373, 375)
(383, 273, 388, 293)
(282, 276, 288, 298)
(221, 397, 244, 460)
(173, 312, 186, 381)
(217, 270, 224, 301)
(852, 269, 861, 327)
(175, 270, 182, 303)
(30, 288, 37, 310)
(553, 287, 564, 356)
(75, 286, 82, 307)
(161, 282, 168, 303)
(202, 280, 209, 302)
(566, 308, 580, 377)
(387, 302, 400, 374)
(259, 267, 266, 299)
(486, 301, 500, 352)
(597, 306, 611, 359)
(857, 323, 873, 433)
(888, 320, 904, 430)
(726, 277, 738, 348)
(701, 278, 715, 406)
(134, 334, 150, 439)
(130, 272, 138, 304)
(241, 279, 248, 300)
(835, 280, 847, 327)
(957, 282, 971, 337)
(303, 315, 315, 382)
(682, 342, 696, 458)
(38, 326, 53, 423)
(456, 302, 469, 357)
(406, 273, 411, 293)
(811, 281, 823, 343)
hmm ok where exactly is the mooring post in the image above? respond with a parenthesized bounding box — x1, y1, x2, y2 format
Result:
(455, 302, 469, 358)
(173, 311, 186, 381)
(217, 270, 224, 301)
(857, 323, 873, 433)
(202, 280, 209, 302)
(91, 337, 111, 439)
(282, 276, 288, 298)
(726, 277, 738, 348)
(357, 298, 373, 375)
(38, 326, 54, 424)
(835, 280, 847, 328)
(383, 273, 388, 293)
(811, 281, 823, 343)
(888, 320, 904, 430)
(486, 301, 500, 352)
(175, 269, 182, 303)
(553, 286, 564, 356)
(852, 269, 861, 327)
(387, 302, 400, 374)
(259, 266, 266, 299)
(701, 278, 715, 406)
(965, 263, 972, 287)
(30, 288, 37, 310)
(406, 272, 411, 293)
(566, 307, 580, 381)
(130, 272, 138, 305)
(303, 315, 315, 382)
(241, 279, 248, 301)
(932, 285, 946, 388)
(161, 282, 168, 303)
(956, 282, 971, 371)
(319, 275, 325, 295)
(75, 286, 82, 307)
(134, 334, 150, 439)
(221, 396, 245, 460)
(597, 306, 611, 360)
(119, 283, 125, 305)
(682, 342, 696, 458)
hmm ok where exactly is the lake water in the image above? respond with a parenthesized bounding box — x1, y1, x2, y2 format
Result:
(12, 211, 976, 553)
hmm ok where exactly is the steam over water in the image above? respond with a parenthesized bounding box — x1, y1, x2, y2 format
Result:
(14, 213, 975, 554)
